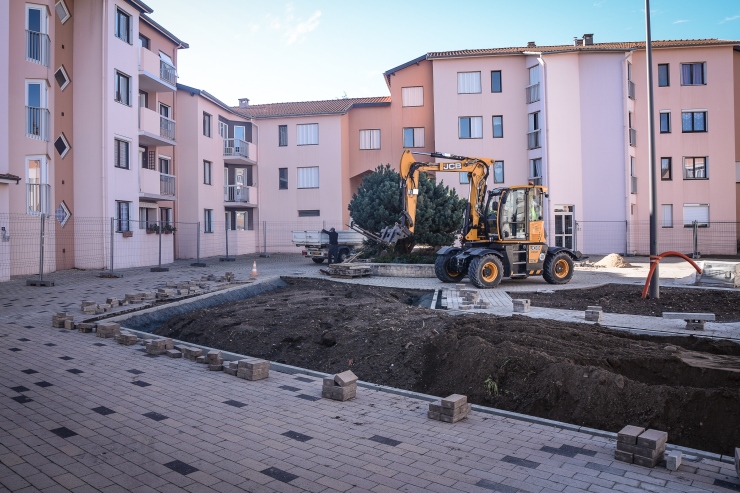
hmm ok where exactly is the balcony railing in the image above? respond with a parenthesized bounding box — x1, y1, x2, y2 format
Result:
(628, 80, 635, 100)
(527, 129, 541, 150)
(26, 106, 50, 141)
(630, 176, 637, 194)
(629, 128, 636, 147)
(224, 184, 250, 203)
(27, 183, 50, 215)
(526, 83, 540, 104)
(160, 116, 176, 141)
(529, 177, 543, 186)
(160, 173, 175, 196)
(26, 30, 50, 66)
(224, 138, 249, 159)
(160, 60, 177, 85)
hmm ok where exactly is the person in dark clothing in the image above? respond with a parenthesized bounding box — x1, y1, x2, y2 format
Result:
(321, 227, 340, 264)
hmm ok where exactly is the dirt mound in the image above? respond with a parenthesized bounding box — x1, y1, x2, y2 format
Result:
(155, 278, 740, 455)
(595, 253, 633, 268)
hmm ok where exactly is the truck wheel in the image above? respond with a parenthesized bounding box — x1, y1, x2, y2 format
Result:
(469, 254, 503, 289)
(312, 258, 325, 264)
(434, 252, 465, 283)
(543, 252, 574, 284)
(338, 249, 349, 263)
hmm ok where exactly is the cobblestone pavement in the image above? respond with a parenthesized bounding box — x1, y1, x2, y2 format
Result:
(2, 254, 739, 492)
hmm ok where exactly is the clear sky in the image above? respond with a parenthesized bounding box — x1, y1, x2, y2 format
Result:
(146, 0, 740, 106)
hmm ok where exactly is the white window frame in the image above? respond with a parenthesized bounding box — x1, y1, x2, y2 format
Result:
(158, 155, 172, 175)
(218, 121, 228, 139)
(114, 7, 132, 44)
(457, 72, 482, 94)
(359, 129, 381, 150)
(297, 123, 319, 145)
(54, 65, 70, 91)
(26, 4, 48, 33)
(159, 102, 171, 119)
(458, 116, 483, 139)
(55, 0, 71, 24)
(234, 125, 245, 142)
(54, 133, 70, 158)
(278, 125, 288, 146)
(661, 204, 673, 228)
(160, 207, 173, 227)
(26, 155, 49, 215)
(25, 79, 48, 108)
(401, 86, 424, 107)
(297, 166, 319, 189)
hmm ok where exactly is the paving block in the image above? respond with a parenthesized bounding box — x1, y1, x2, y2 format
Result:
(165, 349, 182, 358)
(334, 370, 358, 387)
(98, 303, 112, 312)
(196, 356, 206, 364)
(585, 309, 603, 322)
(633, 452, 664, 468)
(614, 450, 633, 464)
(323, 377, 335, 388)
(106, 297, 119, 306)
(685, 321, 705, 330)
(237, 359, 269, 371)
(617, 425, 645, 445)
(77, 323, 95, 333)
(512, 299, 531, 313)
(322, 382, 356, 401)
(637, 429, 668, 450)
(96, 322, 120, 338)
(587, 305, 603, 311)
(236, 368, 268, 381)
(63, 319, 75, 330)
(441, 394, 467, 409)
(208, 363, 223, 371)
(206, 350, 221, 362)
(617, 442, 663, 459)
(224, 367, 238, 376)
(666, 451, 682, 471)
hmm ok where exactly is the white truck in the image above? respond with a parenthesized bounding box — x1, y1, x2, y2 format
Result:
(292, 230, 364, 263)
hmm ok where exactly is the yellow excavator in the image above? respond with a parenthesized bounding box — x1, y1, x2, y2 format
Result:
(377, 150, 583, 288)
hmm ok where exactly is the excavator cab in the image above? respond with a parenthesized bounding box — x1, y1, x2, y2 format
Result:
(482, 187, 545, 243)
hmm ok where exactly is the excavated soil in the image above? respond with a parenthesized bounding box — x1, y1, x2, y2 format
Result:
(512, 283, 740, 322)
(155, 278, 740, 455)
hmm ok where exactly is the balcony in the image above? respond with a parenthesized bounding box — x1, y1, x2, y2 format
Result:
(139, 168, 177, 202)
(628, 80, 635, 100)
(527, 129, 541, 150)
(26, 106, 49, 141)
(224, 138, 257, 165)
(138, 107, 176, 147)
(526, 83, 540, 104)
(224, 185, 257, 206)
(630, 176, 637, 194)
(138, 47, 177, 93)
(629, 128, 636, 147)
(26, 30, 50, 66)
(27, 183, 50, 215)
(160, 173, 175, 196)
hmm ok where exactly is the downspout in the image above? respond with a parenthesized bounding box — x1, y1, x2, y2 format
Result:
(101, 1, 108, 222)
(540, 55, 551, 241)
(622, 51, 632, 229)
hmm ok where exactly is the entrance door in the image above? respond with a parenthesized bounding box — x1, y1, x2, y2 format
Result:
(553, 205, 574, 250)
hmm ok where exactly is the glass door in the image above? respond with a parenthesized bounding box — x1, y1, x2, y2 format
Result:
(553, 205, 574, 249)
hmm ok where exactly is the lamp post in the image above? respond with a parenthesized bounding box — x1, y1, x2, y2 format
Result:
(645, 0, 660, 298)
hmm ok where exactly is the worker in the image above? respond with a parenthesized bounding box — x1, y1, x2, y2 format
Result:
(529, 194, 540, 221)
(322, 227, 340, 264)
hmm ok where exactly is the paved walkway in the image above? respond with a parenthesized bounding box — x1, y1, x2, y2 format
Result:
(1, 254, 739, 493)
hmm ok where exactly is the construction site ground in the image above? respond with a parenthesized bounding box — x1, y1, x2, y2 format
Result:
(1, 254, 739, 493)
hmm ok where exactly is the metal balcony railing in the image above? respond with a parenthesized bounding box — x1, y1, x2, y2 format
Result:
(631, 176, 637, 194)
(628, 80, 635, 100)
(160, 60, 177, 85)
(160, 116, 176, 141)
(26, 30, 50, 66)
(160, 173, 175, 196)
(224, 184, 250, 203)
(27, 183, 50, 215)
(527, 129, 541, 150)
(629, 128, 637, 147)
(223, 138, 249, 159)
(526, 83, 540, 104)
(26, 106, 49, 141)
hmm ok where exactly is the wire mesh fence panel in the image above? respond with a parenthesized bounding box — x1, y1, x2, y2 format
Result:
(573, 221, 628, 255)
(54, 216, 110, 272)
(626, 221, 739, 256)
(1, 213, 45, 277)
(109, 219, 176, 271)
(256, 219, 344, 255)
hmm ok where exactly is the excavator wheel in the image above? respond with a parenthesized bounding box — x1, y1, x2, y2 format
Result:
(434, 252, 465, 283)
(543, 252, 574, 285)
(468, 254, 503, 289)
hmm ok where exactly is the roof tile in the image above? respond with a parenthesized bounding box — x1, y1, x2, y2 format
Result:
(233, 96, 391, 119)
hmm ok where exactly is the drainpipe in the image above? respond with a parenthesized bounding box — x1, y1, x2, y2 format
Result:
(540, 55, 551, 240)
(622, 51, 632, 228)
(101, 1, 108, 223)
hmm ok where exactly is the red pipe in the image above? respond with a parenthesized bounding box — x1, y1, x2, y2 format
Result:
(641, 251, 703, 299)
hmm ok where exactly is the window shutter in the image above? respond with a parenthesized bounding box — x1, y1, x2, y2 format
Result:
(413, 127, 424, 147)
(114, 140, 119, 167)
(661, 205, 673, 227)
(402, 87, 423, 107)
(681, 64, 691, 84)
(683, 204, 708, 225)
(457, 72, 481, 94)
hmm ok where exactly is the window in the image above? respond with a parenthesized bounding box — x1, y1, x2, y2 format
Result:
(114, 71, 130, 105)
(457, 72, 481, 94)
(491, 71, 502, 93)
(54, 133, 70, 158)
(140, 146, 153, 170)
(297, 167, 319, 189)
(233, 125, 245, 143)
(680, 63, 706, 85)
(116, 201, 131, 232)
(459, 172, 469, 184)
(661, 157, 672, 180)
(26, 157, 49, 215)
(529, 158, 542, 185)
(138, 207, 156, 229)
(630, 156, 636, 177)
(683, 204, 709, 227)
(138, 34, 150, 50)
(55, 1, 71, 24)
(529, 111, 540, 132)
(402, 127, 424, 148)
(628, 112, 636, 146)
(659, 111, 670, 133)
(359, 129, 380, 150)
(661, 204, 673, 228)
(402, 86, 424, 107)
(459, 117, 483, 139)
(114, 8, 131, 44)
(658, 64, 669, 87)
(298, 210, 320, 217)
(234, 210, 253, 231)
(203, 112, 212, 137)
(219, 121, 228, 138)
(681, 111, 707, 133)
(683, 157, 707, 179)
(160, 207, 172, 227)
(493, 161, 504, 183)
(54, 66, 70, 90)
(114, 138, 129, 169)
(159, 156, 171, 175)
(279, 168, 288, 189)
(203, 161, 212, 185)
(492, 116, 503, 138)
(297, 123, 319, 145)
(278, 125, 288, 146)
(26, 5, 48, 65)
(26, 80, 48, 140)
(204, 209, 214, 233)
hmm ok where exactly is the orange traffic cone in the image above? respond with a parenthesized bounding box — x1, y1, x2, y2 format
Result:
(251, 260, 258, 277)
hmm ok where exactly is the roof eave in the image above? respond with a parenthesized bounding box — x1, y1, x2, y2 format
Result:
(383, 54, 428, 87)
(124, 0, 153, 14)
(177, 83, 252, 120)
(140, 14, 189, 49)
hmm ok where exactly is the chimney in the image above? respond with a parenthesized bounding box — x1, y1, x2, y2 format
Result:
(573, 37, 583, 46)
(526, 41, 536, 48)
(583, 33, 594, 46)
(238, 98, 250, 108)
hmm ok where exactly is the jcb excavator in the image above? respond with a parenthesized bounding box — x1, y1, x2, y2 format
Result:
(378, 150, 584, 289)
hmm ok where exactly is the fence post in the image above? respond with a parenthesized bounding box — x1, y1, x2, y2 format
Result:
(219, 219, 234, 262)
(26, 213, 54, 286)
(110, 217, 114, 275)
(692, 220, 700, 259)
(624, 221, 629, 257)
(191, 221, 206, 266)
(151, 219, 168, 272)
(259, 220, 269, 258)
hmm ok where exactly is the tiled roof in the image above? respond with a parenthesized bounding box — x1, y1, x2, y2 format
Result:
(233, 97, 391, 119)
(0, 173, 21, 183)
(428, 38, 739, 58)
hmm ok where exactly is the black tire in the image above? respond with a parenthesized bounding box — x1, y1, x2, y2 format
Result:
(434, 252, 465, 283)
(338, 249, 349, 263)
(469, 254, 503, 289)
(312, 258, 325, 264)
(543, 252, 574, 284)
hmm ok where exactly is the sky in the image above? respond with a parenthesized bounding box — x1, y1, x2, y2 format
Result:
(145, 0, 740, 106)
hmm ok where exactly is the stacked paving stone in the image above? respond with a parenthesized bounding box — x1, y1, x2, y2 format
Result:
(81, 301, 98, 315)
(145, 337, 174, 354)
(237, 358, 270, 380)
(52, 312, 74, 328)
(115, 331, 138, 346)
(322, 370, 358, 401)
(615, 425, 667, 467)
(180, 347, 203, 361)
(106, 297, 119, 307)
(207, 350, 224, 371)
(156, 288, 175, 299)
(665, 450, 682, 471)
(224, 361, 239, 376)
(585, 305, 603, 322)
(513, 299, 531, 313)
(96, 322, 120, 339)
(77, 322, 95, 333)
(165, 348, 182, 358)
(428, 394, 472, 423)
(124, 293, 143, 305)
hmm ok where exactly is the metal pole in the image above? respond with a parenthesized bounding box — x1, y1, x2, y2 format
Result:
(38, 213, 45, 282)
(263, 221, 267, 255)
(225, 219, 229, 258)
(158, 220, 162, 268)
(196, 221, 201, 263)
(110, 217, 114, 276)
(645, 0, 659, 298)
(693, 220, 699, 258)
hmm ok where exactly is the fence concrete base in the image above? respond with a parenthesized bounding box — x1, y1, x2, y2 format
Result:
(367, 263, 435, 278)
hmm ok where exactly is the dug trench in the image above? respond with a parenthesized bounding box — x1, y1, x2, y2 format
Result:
(154, 277, 740, 455)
